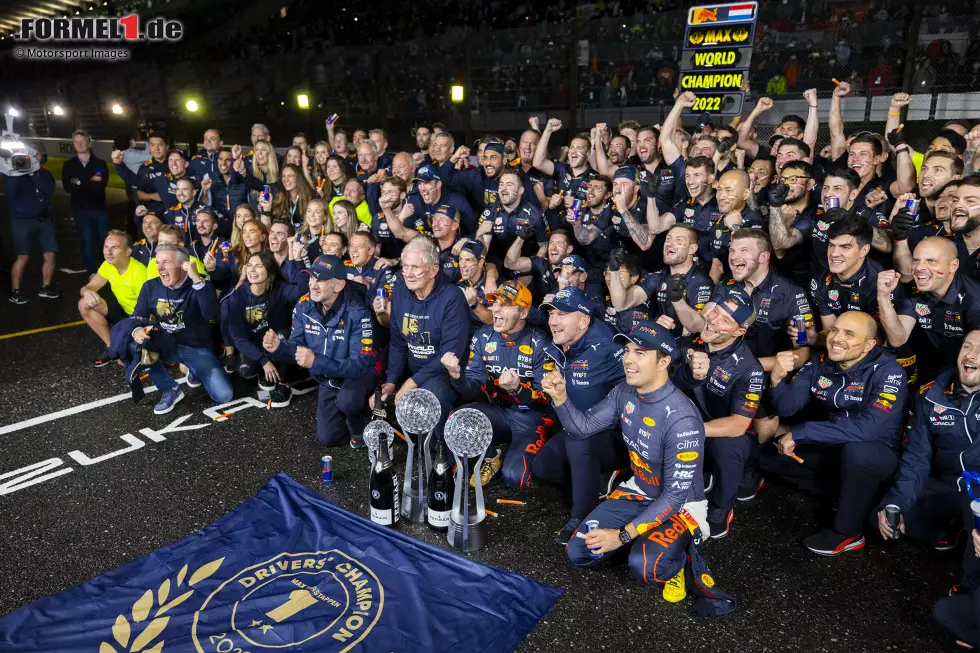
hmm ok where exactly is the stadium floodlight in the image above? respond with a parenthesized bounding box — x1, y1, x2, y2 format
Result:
(185, 99, 199, 113)
(111, 103, 124, 115)
(52, 105, 65, 116)
(451, 85, 464, 103)
(296, 93, 309, 109)
(6, 107, 20, 117)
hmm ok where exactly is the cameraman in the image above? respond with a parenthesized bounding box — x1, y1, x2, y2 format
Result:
(4, 160, 59, 305)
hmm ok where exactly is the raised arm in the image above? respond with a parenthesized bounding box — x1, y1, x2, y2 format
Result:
(661, 92, 697, 166)
(532, 119, 562, 177)
(736, 97, 774, 160)
(802, 88, 819, 156)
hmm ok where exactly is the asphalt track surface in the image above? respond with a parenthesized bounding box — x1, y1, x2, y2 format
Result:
(0, 184, 964, 652)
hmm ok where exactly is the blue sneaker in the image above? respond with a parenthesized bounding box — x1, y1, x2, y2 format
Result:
(154, 387, 185, 415)
(184, 372, 201, 388)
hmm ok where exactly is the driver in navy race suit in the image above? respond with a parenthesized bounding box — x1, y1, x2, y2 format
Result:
(542, 321, 737, 616)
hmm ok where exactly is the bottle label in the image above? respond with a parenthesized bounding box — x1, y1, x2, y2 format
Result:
(392, 474, 400, 524)
(370, 507, 394, 525)
(427, 509, 451, 529)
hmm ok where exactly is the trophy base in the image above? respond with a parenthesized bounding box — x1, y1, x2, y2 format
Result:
(401, 491, 427, 523)
(447, 515, 488, 552)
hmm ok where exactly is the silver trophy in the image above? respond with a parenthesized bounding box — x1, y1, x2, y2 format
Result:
(395, 388, 442, 523)
(363, 419, 396, 468)
(443, 408, 493, 552)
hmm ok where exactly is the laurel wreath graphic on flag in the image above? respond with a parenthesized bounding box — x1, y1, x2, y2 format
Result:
(99, 557, 225, 653)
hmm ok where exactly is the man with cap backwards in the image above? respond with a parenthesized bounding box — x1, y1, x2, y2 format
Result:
(542, 322, 736, 614)
(759, 311, 908, 556)
(607, 223, 714, 338)
(407, 164, 478, 236)
(673, 288, 765, 539)
(263, 255, 378, 449)
(455, 239, 495, 338)
(475, 168, 549, 267)
(531, 287, 626, 544)
(442, 281, 552, 488)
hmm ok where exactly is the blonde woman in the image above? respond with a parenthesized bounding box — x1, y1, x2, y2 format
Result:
(239, 139, 280, 210)
(297, 198, 332, 259)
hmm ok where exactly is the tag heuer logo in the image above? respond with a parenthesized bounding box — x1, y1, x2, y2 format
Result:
(625, 401, 635, 414)
(828, 290, 839, 301)
(916, 303, 930, 316)
(817, 376, 833, 389)
(934, 405, 946, 414)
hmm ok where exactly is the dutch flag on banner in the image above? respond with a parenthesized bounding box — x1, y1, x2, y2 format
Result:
(728, 3, 755, 20)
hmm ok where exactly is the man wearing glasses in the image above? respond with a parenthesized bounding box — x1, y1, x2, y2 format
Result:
(767, 161, 817, 288)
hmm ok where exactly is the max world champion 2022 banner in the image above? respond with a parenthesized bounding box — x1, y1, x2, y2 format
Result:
(680, 2, 759, 117)
(0, 474, 562, 652)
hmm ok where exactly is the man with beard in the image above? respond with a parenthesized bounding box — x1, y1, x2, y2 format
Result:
(909, 237, 980, 380)
(163, 177, 210, 247)
(878, 331, 980, 554)
(414, 125, 432, 161)
(608, 166, 655, 258)
(567, 175, 618, 274)
(592, 130, 631, 176)
(533, 119, 595, 214)
(446, 140, 507, 212)
(208, 149, 248, 231)
(407, 164, 477, 235)
(708, 169, 764, 281)
(442, 281, 552, 489)
(950, 176, 980, 281)
(376, 177, 430, 260)
(674, 290, 765, 538)
(748, 157, 775, 207)
(608, 225, 713, 338)
(766, 161, 817, 288)
(475, 169, 548, 266)
(760, 311, 907, 556)
(647, 156, 720, 266)
(913, 151, 964, 222)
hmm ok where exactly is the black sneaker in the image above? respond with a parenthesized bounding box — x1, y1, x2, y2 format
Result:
(707, 508, 733, 539)
(38, 286, 60, 299)
(350, 433, 366, 449)
(736, 470, 765, 502)
(803, 528, 866, 556)
(223, 355, 236, 376)
(94, 348, 117, 368)
(269, 383, 292, 408)
(8, 290, 28, 305)
(934, 529, 961, 552)
(554, 518, 582, 546)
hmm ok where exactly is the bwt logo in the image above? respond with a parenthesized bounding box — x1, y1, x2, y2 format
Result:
(16, 14, 183, 42)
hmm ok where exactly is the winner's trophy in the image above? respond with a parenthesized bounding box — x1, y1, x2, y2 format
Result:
(395, 388, 441, 523)
(443, 408, 493, 552)
(363, 419, 396, 468)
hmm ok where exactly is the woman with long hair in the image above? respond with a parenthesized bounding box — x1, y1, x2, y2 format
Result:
(224, 250, 304, 407)
(244, 139, 280, 210)
(297, 198, 332, 260)
(329, 198, 365, 245)
(266, 164, 314, 228)
(323, 154, 350, 199)
(284, 145, 315, 187)
(230, 203, 262, 253)
(311, 141, 332, 195)
(221, 218, 271, 373)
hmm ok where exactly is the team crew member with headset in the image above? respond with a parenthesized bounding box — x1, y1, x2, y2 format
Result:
(543, 322, 735, 614)
(760, 311, 908, 556)
(263, 255, 377, 448)
(674, 290, 765, 539)
(442, 281, 552, 489)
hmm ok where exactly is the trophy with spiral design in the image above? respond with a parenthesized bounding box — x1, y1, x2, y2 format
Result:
(444, 408, 493, 552)
(395, 388, 442, 523)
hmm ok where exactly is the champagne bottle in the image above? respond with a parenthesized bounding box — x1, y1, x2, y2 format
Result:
(427, 434, 455, 532)
(370, 434, 399, 526)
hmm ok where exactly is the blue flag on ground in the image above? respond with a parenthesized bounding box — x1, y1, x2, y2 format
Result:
(0, 474, 561, 652)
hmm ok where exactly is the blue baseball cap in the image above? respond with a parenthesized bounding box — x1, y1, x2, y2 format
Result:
(460, 239, 485, 258)
(541, 287, 594, 316)
(302, 255, 347, 281)
(414, 164, 442, 182)
(614, 321, 677, 357)
(484, 141, 505, 155)
(560, 255, 586, 273)
(717, 286, 757, 328)
(613, 164, 640, 183)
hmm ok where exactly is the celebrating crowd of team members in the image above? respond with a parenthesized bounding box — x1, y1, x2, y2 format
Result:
(31, 83, 980, 634)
